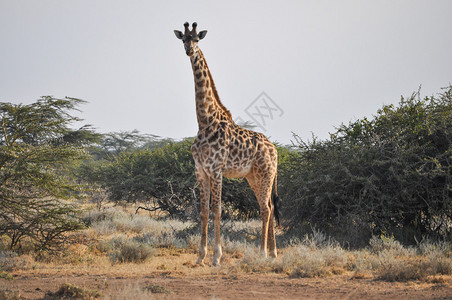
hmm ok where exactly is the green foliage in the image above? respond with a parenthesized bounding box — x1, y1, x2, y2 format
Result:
(0, 97, 98, 251)
(81, 137, 261, 219)
(80, 138, 198, 217)
(281, 87, 452, 245)
(222, 178, 259, 219)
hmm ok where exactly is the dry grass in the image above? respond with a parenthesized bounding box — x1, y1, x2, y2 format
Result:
(364, 236, 452, 281)
(372, 249, 452, 281)
(232, 232, 452, 281)
(97, 235, 156, 264)
(2, 205, 450, 284)
(101, 283, 154, 300)
(0, 287, 21, 300)
(235, 235, 348, 277)
(88, 207, 193, 238)
(0, 251, 33, 272)
(282, 245, 348, 277)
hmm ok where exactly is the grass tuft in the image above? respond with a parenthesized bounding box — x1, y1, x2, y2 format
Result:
(278, 244, 347, 278)
(368, 235, 413, 256)
(102, 282, 168, 299)
(238, 247, 276, 273)
(0, 271, 13, 281)
(0, 287, 21, 300)
(0, 251, 33, 271)
(98, 235, 156, 264)
(369, 237, 452, 281)
(375, 256, 428, 281)
(143, 283, 173, 294)
(45, 283, 101, 299)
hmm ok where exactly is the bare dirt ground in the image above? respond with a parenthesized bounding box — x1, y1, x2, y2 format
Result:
(2, 252, 451, 299)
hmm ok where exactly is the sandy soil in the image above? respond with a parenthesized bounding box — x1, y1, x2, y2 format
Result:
(2, 252, 451, 299)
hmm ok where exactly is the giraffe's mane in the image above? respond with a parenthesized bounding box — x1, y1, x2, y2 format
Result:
(199, 50, 232, 120)
(207, 68, 232, 120)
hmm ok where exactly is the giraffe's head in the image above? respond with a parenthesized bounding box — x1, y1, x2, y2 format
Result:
(174, 22, 207, 56)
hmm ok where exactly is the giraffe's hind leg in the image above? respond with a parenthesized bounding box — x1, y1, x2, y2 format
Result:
(268, 202, 277, 258)
(247, 172, 274, 258)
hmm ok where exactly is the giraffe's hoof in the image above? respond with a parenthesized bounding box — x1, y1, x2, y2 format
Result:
(268, 256, 277, 263)
(212, 260, 221, 267)
(196, 258, 205, 266)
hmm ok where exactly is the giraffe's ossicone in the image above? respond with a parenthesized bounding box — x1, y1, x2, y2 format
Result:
(174, 22, 280, 266)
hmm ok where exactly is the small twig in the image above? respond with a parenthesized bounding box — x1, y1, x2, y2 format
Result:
(227, 228, 260, 239)
(135, 206, 162, 214)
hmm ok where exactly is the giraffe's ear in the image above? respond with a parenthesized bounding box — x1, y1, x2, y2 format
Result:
(198, 30, 207, 40)
(174, 30, 184, 40)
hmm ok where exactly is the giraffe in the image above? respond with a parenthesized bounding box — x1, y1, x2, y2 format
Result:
(174, 22, 280, 266)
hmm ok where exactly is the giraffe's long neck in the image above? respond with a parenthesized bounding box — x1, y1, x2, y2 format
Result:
(190, 49, 232, 129)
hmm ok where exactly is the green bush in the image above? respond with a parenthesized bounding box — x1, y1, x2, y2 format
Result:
(281, 87, 452, 245)
(79, 139, 198, 217)
(80, 137, 260, 219)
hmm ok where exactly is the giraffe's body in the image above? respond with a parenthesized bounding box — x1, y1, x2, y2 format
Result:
(175, 22, 279, 266)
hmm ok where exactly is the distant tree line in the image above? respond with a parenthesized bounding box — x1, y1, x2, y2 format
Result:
(1, 86, 450, 251)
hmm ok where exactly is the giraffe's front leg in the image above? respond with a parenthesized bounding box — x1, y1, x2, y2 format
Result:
(194, 167, 210, 266)
(247, 173, 271, 258)
(210, 175, 223, 266)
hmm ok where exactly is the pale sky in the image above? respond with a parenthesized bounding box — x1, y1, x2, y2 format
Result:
(1, 0, 451, 144)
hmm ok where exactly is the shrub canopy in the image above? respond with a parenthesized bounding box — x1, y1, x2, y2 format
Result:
(280, 87, 452, 245)
(0, 97, 98, 251)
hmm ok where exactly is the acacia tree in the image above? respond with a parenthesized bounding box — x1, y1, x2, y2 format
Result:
(0, 96, 98, 251)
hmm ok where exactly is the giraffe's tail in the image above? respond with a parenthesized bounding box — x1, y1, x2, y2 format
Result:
(272, 172, 281, 226)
